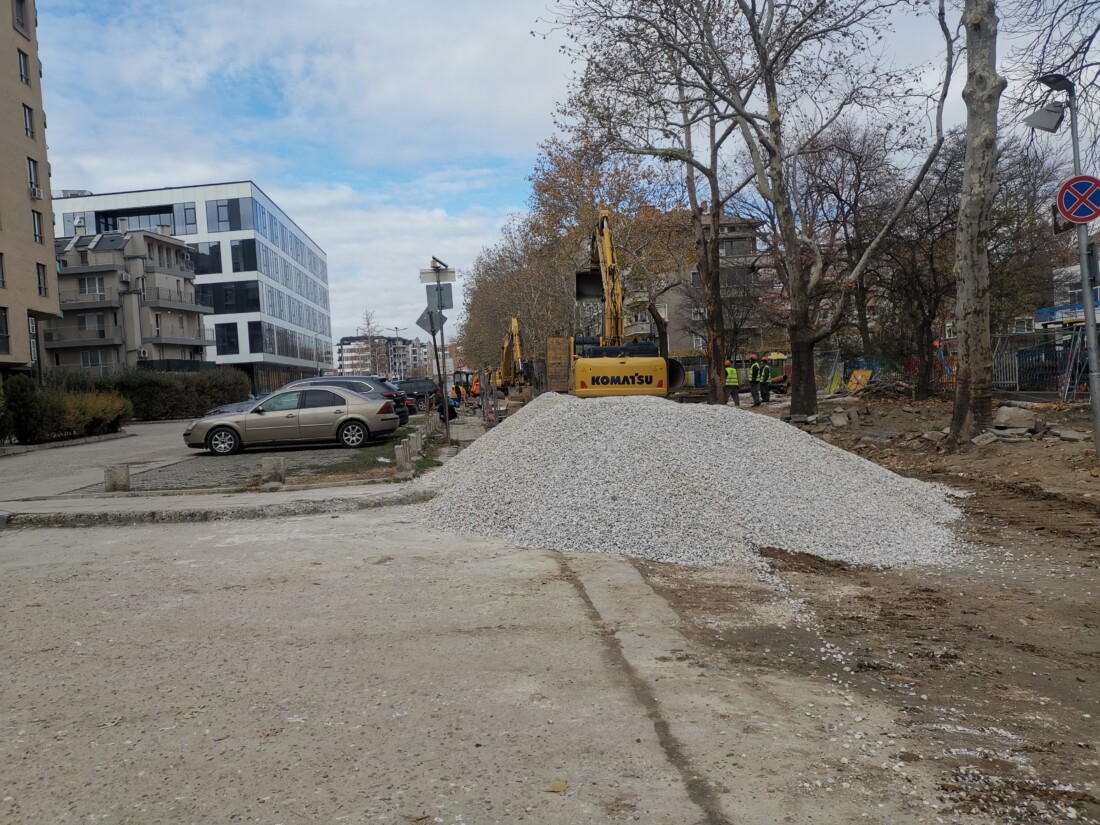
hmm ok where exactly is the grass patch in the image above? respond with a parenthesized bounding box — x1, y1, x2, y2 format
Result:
(289, 425, 419, 484)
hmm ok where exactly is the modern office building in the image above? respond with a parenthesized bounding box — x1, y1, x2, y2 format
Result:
(46, 224, 213, 373)
(1, 0, 59, 377)
(53, 182, 331, 391)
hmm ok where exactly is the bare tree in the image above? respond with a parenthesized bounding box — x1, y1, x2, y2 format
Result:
(949, 0, 1008, 443)
(553, 0, 957, 414)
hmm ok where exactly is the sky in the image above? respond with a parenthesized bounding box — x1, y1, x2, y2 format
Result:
(38, 0, 572, 349)
(37, 0, 984, 357)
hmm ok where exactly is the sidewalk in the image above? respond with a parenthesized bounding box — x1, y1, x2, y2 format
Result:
(0, 415, 487, 529)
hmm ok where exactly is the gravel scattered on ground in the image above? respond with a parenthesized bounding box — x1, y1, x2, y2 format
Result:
(417, 393, 967, 568)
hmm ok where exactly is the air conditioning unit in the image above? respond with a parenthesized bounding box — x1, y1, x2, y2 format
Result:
(139, 348, 149, 358)
(29, 185, 43, 200)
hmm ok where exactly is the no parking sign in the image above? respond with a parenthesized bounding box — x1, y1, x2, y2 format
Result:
(1057, 175, 1100, 224)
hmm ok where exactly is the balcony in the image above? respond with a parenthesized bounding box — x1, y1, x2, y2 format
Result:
(143, 332, 215, 347)
(140, 286, 213, 313)
(43, 325, 124, 349)
(58, 288, 122, 310)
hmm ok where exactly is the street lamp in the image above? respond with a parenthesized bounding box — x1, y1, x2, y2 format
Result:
(1027, 73, 1100, 457)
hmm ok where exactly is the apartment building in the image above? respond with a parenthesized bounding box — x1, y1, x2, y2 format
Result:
(45, 225, 213, 373)
(1, 0, 58, 377)
(53, 182, 331, 392)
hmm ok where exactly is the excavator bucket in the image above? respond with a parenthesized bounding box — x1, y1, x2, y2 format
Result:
(576, 267, 603, 301)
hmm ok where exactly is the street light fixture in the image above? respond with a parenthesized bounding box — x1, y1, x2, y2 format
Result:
(1027, 72, 1100, 457)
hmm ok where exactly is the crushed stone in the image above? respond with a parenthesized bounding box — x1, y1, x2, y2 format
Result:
(416, 393, 966, 568)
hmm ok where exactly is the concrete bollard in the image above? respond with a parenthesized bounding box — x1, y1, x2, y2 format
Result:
(104, 464, 130, 492)
(260, 457, 286, 484)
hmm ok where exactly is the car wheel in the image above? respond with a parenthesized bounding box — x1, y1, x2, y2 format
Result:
(338, 420, 369, 448)
(416, 396, 427, 412)
(207, 427, 241, 456)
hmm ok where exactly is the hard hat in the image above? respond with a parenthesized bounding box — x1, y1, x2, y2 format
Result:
(762, 356, 769, 361)
(724, 360, 731, 366)
(749, 353, 758, 360)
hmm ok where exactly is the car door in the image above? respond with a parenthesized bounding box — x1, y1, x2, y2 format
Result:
(298, 389, 346, 441)
(242, 390, 302, 444)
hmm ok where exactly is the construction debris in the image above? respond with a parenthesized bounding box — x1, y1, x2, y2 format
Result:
(417, 394, 966, 569)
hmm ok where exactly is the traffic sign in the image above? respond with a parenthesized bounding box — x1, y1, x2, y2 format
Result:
(1057, 175, 1100, 224)
(416, 307, 446, 335)
(426, 282, 453, 311)
(420, 267, 457, 284)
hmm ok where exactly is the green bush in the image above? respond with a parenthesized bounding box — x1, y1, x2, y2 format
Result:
(61, 392, 133, 436)
(0, 383, 10, 444)
(5, 375, 43, 444)
(89, 366, 251, 420)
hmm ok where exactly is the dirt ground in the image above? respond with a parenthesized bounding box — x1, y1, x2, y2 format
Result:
(637, 396, 1099, 824)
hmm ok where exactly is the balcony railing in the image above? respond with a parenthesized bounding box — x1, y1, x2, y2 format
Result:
(42, 325, 124, 347)
(59, 288, 121, 306)
(140, 286, 212, 311)
(143, 332, 216, 347)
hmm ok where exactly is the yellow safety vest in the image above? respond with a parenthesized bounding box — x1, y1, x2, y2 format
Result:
(724, 366, 739, 386)
(749, 361, 762, 382)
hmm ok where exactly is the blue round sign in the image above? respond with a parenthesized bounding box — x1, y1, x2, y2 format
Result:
(1057, 175, 1100, 224)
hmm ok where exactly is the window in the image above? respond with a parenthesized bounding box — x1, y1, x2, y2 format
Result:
(0, 307, 8, 354)
(692, 334, 705, 350)
(215, 322, 240, 355)
(261, 391, 301, 412)
(248, 320, 263, 353)
(36, 262, 47, 296)
(12, 0, 30, 37)
(78, 314, 105, 335)
(27, 157, 38, 188)
(691, 305, 705, 322)
(154, 313, 162, 336)
(188, 241, 221, 275)
(22, 104, 34, 138)
(690, 270, 700, 286)
(631, 311, 648, 324)
(205, 198, 254, 233)
(32, 210, 43, 243)
(18, 49, 29, 84)
(0, 253, 5, 288)
(81, 350, 108, 370)
(302, 389, 340, 409)
(230, 238, 257, 272)
(77, 276, 104, 295)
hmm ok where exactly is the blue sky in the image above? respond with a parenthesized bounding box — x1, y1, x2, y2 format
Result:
(38, 0, 572, 346)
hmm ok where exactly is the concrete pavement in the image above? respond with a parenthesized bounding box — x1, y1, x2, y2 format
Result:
(0, 416, 485, 527)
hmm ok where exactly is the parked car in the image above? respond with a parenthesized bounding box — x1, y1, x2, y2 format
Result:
(395, 378, 440, 412)
(280, 376, 409, 426)
(204, 393, 271, 416)
(184, 386, 400, 456)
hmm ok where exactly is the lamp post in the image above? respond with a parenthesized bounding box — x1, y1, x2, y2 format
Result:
(1027, 73, 1100, 457)
(390, 325, 407, 380)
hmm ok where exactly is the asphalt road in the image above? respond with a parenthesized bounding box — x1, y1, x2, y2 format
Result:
(0, 420, 394, 499)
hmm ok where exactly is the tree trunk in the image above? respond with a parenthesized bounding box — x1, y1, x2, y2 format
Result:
(915, 319, 935, 400)
(648, 300, 669, 360)
(949, 0, 1005, 444)
(789, 337, 817, 415)
(855, 279, 873, 356)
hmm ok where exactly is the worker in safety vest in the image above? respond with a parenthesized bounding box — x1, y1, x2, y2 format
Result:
(747, 354, 763, 406)
(724, 360, 740, 407)
(760, 357, 772, 403)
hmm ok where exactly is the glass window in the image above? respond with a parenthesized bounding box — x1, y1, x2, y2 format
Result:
(32, 211, 43, 243)
(18, 49, 29, 84)
(23, 105, 34, 138)
(81, 350, 108, 368)
(248, 320, 263, 353)
(205, 198, 254, 232)
(0, 307, 8, 354)
(302, 389, 340, 409)
(691, 306, 705, 321)
(261, 391, 301, 412)
(26, 157, 38, 188)
(189, 241, 221, 275)
(78, 313, 104, 333)
(36, 262, 47, 296)
(0, 253, 5, 288)
(77, 276, 104, 295)
(231, 238, 257, 272)
(13, 0, 29, 35)
(215, 322, 239, 355)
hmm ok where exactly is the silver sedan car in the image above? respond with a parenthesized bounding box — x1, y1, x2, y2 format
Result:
(184, 386, 401, 456)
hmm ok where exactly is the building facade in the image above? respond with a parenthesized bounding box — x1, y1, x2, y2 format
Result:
(1, 0, 58, 377)
(335, 335, 435, 380)
(45, 225, 213, 373)
(53, 182, 331, 392)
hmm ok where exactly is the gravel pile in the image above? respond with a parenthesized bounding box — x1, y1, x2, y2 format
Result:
(416, 393, 966, 568)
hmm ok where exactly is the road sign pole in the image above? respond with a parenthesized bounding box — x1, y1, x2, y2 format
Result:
(1066, 89, 1100, 457)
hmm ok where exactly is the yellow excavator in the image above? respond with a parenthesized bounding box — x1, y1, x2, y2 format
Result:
(496, 317, 532, 398)
(567, 210, 685, 398)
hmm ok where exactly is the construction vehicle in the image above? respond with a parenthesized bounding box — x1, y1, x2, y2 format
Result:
(566, 211, 685, 397)
(496, 317, 532, 400)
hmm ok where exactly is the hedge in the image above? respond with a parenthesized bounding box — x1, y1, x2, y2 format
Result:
(0, 375, 134, 445)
